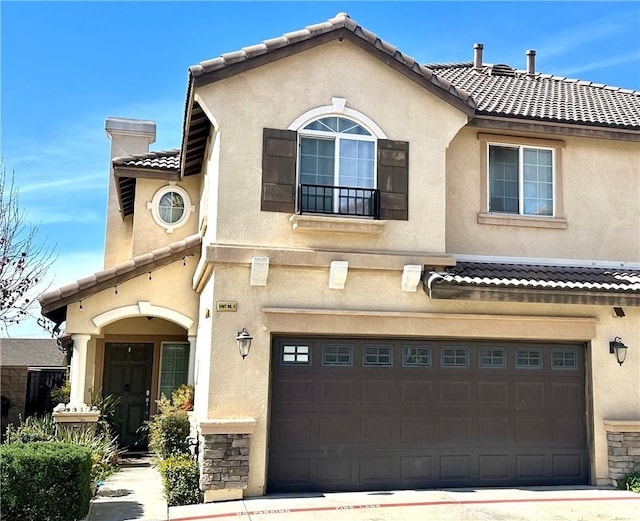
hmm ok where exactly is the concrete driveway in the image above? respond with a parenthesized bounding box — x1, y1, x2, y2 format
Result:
(170, 486, 640, 520)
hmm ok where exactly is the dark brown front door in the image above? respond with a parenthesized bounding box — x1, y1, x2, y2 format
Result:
(104, 342, 154, 449)
(268, 337, 588, 492)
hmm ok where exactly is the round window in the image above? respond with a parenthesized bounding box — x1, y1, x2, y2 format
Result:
(158, 191, 185, 224)
(148, 184, 193, 233)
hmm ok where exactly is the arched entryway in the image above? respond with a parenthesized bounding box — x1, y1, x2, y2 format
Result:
(68, 303, 196, 449)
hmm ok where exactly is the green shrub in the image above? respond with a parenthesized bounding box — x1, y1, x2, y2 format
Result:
(49, 381, 70, 405)
(4, 414, 56, 444)
(619, 472, 640, 493)
(5, 414, 120, 485)
(148, 395, 190, 459)
(158, 453, 203, 506)
(172, 384, 194, 411)
(0, 442, 92, 521)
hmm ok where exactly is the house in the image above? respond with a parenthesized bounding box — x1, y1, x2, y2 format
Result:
(38, 13, 639, 501)
(0, 338, 67, 436)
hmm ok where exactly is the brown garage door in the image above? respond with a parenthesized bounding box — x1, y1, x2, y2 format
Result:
(268, 337, 588, 492)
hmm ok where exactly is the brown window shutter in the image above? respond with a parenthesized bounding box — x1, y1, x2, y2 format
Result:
(262, 128, 297, 213)
(377, 139, 409, 220)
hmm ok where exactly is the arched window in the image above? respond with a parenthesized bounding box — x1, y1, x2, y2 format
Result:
(261, 102, 409, 221)
(298, 116, 377, 216)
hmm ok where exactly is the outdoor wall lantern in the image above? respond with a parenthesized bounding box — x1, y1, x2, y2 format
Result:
(236, 328, 253, 359)
(609, 337, 628, 366)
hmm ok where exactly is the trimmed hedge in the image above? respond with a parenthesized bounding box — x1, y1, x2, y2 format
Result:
(0, 442, 92, 521)
(158, 453, 203, 506)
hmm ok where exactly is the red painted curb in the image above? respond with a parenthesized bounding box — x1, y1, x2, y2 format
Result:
(170, 494, 640, 521)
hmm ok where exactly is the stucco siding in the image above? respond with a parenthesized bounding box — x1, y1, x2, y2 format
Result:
(446, 127, 640, 261)
(202, 260, 638, 494)
(197, 39, 467, 254)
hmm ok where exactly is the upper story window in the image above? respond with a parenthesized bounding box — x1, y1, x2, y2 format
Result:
(477, 133, 567, 229)
(147, 183, 194, 233)
(261, 98, 409, 222)
(489, 144, 554, 216)
(298, 117, 377, 217)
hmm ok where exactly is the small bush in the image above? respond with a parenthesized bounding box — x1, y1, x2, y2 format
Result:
(0, 442, 92, 521)
(49, 381, 70, 405)
(148, 395, 190, 459)
(172, 384, 194, 411)
(619, 472, 640, 493)
(158, 453, 203, 506)
(4, 414, 56, 444)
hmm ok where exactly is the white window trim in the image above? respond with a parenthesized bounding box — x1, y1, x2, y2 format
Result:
(288, 98, 388, 139)
(487, 142, 556, 217)
(147, 183, 195, 233)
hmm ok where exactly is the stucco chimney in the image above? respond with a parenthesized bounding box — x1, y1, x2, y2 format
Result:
(526, 49, 536, 75)
(103, 118, 156, 268)
(473, 43, 484, 70)
(105, 117, 156, 159)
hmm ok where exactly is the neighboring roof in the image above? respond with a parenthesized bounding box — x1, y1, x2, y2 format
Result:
(113, 149, 181, 218)
(426, 262, 640, 305)
(39, 234, 202, 325)
(0, 338, 66, 367)
(429, 62, 640, 130)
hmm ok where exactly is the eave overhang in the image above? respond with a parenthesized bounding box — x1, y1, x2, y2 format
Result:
(470, 115, 640, 142)
(425, 262, 640, 306)
(38, 234, 202, 326)
(113, 150, 181, 218)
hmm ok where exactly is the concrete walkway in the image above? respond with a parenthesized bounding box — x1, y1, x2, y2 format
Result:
(82, 460, 640, 521)
(85, 456, 168, 521)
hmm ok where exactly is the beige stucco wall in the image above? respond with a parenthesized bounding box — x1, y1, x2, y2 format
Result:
(104, 132, 153, 268)
(198, 259, 639, 494)
(446, 127, 640, 261)
(131, 176, 201, 257)
(64, 258, 199, 337)
(196, 39, 468, 255)
(186, 37, 640, 497)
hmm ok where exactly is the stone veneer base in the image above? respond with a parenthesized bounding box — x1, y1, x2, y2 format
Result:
(603, 420, 640, 486)
(200, 433, 250, 498)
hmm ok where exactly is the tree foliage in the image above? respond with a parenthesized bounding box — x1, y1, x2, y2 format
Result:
(0, 166, 55, 333)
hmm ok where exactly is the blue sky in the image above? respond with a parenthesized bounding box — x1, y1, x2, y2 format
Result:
(1, 1, 639, 337)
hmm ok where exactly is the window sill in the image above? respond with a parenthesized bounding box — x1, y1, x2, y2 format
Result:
(477, 212, 568, 229)
(290, 214, 386, 234)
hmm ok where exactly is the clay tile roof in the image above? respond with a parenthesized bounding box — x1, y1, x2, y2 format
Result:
(188, 12, 476, 111)
(38, 234, 202, 325)
(113, 149, 180, 171)
(429, 262, 640, 293)
(427, 62, 640, 130)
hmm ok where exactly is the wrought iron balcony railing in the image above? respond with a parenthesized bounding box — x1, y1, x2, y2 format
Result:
(298, 184, 380, 219)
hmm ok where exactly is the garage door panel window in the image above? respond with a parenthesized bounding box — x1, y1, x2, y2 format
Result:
(441, 347, 470, 368)
(282, 344, 311, 365)
(363, 345, 393, 367)
(516, 348, 543, 369)
(551, 349, 578, 370)
(479, 347, 507, 369)
(403, 345, 432, 367)
(322, 344, 353, 366)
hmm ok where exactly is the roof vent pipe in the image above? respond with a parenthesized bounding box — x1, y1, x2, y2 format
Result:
(526, 49, 536, 75)
(473, 43, 484, 70)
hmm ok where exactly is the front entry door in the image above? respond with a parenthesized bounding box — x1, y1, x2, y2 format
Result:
(104, 342, 154, 449)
